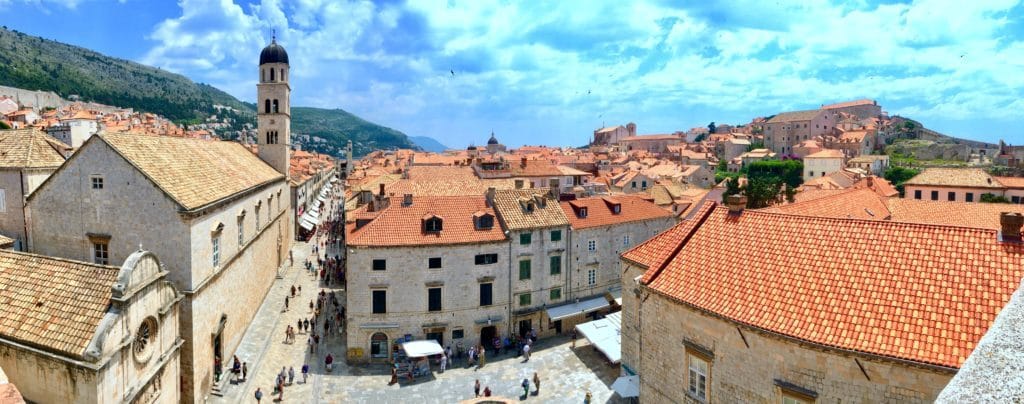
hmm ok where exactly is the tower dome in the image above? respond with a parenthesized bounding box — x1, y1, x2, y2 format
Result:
(487, 131, 499, 145)
(259, 36, 289, 65)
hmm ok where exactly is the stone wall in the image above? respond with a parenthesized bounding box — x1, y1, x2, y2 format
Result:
(0, 345, 98, 403)
(347, 241, 510, 363)
(567, 218, 675, 299)
(633, 289, 952, 403)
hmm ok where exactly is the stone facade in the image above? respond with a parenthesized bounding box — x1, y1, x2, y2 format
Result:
(25, 138, 291, 402)
(346, 242, 510, 363)
(803, 154, 845, 181)
(0, 250, 182, 404)
(0, 168, 52, 250)
(764, 111, 836, 155)
(629, 286, 953, 403)
(508, 225, 570, 338)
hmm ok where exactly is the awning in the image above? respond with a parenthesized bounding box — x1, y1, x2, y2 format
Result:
(299, 211, 320, 231)
(611, 375, 640, 398)
(546, 295, 612, 321)
(575, 311, 621, 364)
(474, 314, 503, 325)
(401, 340, 445, 358)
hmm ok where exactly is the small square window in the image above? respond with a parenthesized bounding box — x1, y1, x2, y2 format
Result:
(519, 260, 531, 280)
(372, 259, 386, 271)
(93, 242, 109, 265)
(550, 230, 562, 242)
(623, 234, 630, 246)
(588, 240, 596, 251)
(452, 329, 465, 339)
(965, 192, 974, 202)
(947, 192, 956, 202)
(428, 257, 442, 269)
(587, 269, 596, 285)
(930, 190, 939, 201)
(520, 233, 532, 245)
(550, 288, 562, 301)
(519, 293, 531, 306)
(91, 176, 104, 189)
(549, 255, 561, 275)
(914, 190, 922, 200)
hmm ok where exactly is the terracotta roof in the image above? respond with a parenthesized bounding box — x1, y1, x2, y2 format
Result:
(792, 189, 848, 203)
(347, 195, 505, 247)
(508, 159, 564, 177)
(643, 206, 1024, 369)
(763, 188, 891, 220)
(560, 195, 673, 230)
(994, 176, 1024, 189)
(596, 126, 624, 134)
(387, 166, 517, 196)
(96, 133, 284, 210)
(0, 250, 119, 359)
(620, 134, 682, 141)
(822, 99, 875, 109)
(805, 149, 845, 159)
(766, 110, 822, 123)
(0, 128, 67, 168)
(492, 189, 569, 230)
(886, 199, 1024, 231)
(620, 201, 715, 269)
(904, 168, 1003, 189)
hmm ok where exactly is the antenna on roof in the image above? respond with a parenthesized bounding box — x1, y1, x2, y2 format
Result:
(271, 29, 276, 42)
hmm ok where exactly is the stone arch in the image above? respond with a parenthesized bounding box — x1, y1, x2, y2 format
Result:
(264, 99, 271, 114)
(270, 68, 275, 81)
(370, 332, 389, 359)
(273, 99, 279, 113)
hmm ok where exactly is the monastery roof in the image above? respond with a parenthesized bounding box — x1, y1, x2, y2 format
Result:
(492, 189, 569, 230)
(0, 250, 119, 359)
(766, 109, 822, 123)
(387, 167, 517, 197)
(822, 99, 876, 109)
(641, 205, 1024, 369)
(0, 128, 68, 169)
(509, 159, 564, 177)
(885, 199, 1024, 231)
(619, 134, 681, 141)
(347, 195, 505, 247)
(97, 133, 284, 211)
(560, 195, 673, 230)
(805, 149, 845, 159)
(595, 125, 624, 134)
(904, 168, 1003, 189)
(764, 187, 891, 220)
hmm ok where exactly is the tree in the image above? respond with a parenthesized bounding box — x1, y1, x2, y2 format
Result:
(708, 121, 716, 134)
(694, 133, 707, 142)
(883, 166, 920, 197)
(747, 141, 765, 152)
(0, 121, 9, 130)
(980, 193, 1011, 203)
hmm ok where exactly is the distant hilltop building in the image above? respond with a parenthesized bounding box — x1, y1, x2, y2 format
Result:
(593, 122, 636, 145)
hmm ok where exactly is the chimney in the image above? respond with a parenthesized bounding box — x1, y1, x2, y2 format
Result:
(866, 176, 874, 187)
(726, 194, 747, 214)
(485, 187, 496, 207)
(402, 194, 413, 207)
(379, 183, 385, 196)
(521, 157, 528, 168)
(548, 187, 559, 201)
(1000, 212, 1023, 242)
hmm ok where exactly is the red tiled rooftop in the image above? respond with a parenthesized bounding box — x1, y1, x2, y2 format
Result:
(642, 206, 1024, 369)
(347, 195, 506, 247)
(620, 201, 715, 270)
(560, 194, 673, 230)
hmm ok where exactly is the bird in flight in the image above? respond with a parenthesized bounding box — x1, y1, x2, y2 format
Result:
(450, 69, 456, 77)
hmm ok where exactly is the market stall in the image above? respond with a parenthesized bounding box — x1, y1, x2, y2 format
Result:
(393, 339, 444, 380)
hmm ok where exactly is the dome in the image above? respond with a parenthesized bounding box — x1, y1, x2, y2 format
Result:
(260, 38, 289, 65)
(487, 132, 499, 145)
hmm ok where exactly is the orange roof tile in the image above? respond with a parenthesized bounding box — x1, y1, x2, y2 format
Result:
(764, 187, 891, 220)
(905, 168, 1003, 189)
(886, 199, 1024, 231)
(643, 206, 1024, 368)
(620, 201, 715, 269)
(994, 176, 1024, 189)
(0, 250, 119, 359)
(560, 195, 673, 230)
(347, 195, 505, 247)
(492, 189, 569, 230)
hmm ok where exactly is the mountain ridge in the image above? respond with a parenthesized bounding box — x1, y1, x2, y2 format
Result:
(0, 27, 417, 157)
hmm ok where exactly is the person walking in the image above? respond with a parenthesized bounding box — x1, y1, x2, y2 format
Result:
(474, 379, 481, 397)
(439, 354, 447, 373)
(523, 343, 531, 362)
(277, 376, 284, 401)
(301, 363, 309, 383)
(284, 295, 290, 312)
(533, 372, 540, 394)
(254, 387, 263, 403)
(484, 386, 492, 397)
(521, 378, 530, 397)
(291, 285, 296, 297)
(288, 366, 295, 386)
(242, 362, 248, 382)
(477, 346, 486, 369)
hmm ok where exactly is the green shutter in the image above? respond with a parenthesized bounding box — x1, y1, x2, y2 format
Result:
(550, 230, 562, 241)
(520, 233, 532, 245)
(519, 260, 531, 280)
(550, 288, 561, 300)
(519, 293, 531, 306)
(550, 255, 561, 275)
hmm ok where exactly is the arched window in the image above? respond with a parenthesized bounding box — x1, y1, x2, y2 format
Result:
(273, 100, 279, 113)
(370, 333, 389, 358)
(270, 68, 275, 81)
(280, 68, 284, 82)
(264, 99, 270, 114)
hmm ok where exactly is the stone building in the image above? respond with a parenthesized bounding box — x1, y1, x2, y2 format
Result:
(763, 110, 836, 154)
(0, 249, 181, 403)
(593, 122, 636, 145)
(0, 128, 68, 250)
(821, 99, 882, 120)
(553, 195, 673, 331)
(24, 39, 293, 402)
(345, 194, 509, 363)
(619, 198, 1024, 403)
(802, 149, 845, 181)
(903, 168, 1009, 203)
(491, 188, 571, 339)
(291, 151, 337, 239)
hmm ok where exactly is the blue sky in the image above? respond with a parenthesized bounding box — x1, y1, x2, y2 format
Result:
(2, 0, 1023, 148)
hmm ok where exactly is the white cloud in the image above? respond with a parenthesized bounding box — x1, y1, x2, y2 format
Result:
(140, 0, 1024, 146)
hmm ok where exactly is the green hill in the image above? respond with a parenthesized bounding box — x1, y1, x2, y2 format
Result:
(0, 27, 417, 156)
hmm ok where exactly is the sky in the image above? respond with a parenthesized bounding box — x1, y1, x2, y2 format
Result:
(2, 0, 1023, 148)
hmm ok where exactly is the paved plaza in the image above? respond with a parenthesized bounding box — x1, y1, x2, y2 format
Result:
(213, 233, 626, 403)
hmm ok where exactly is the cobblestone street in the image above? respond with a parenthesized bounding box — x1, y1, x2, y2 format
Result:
(212, 233, 625, 403)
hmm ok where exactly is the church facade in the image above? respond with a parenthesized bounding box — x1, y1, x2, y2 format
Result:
(23, 38, 294, 402)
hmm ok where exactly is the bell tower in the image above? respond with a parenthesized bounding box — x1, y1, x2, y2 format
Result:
(257, 33, 291, 176)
